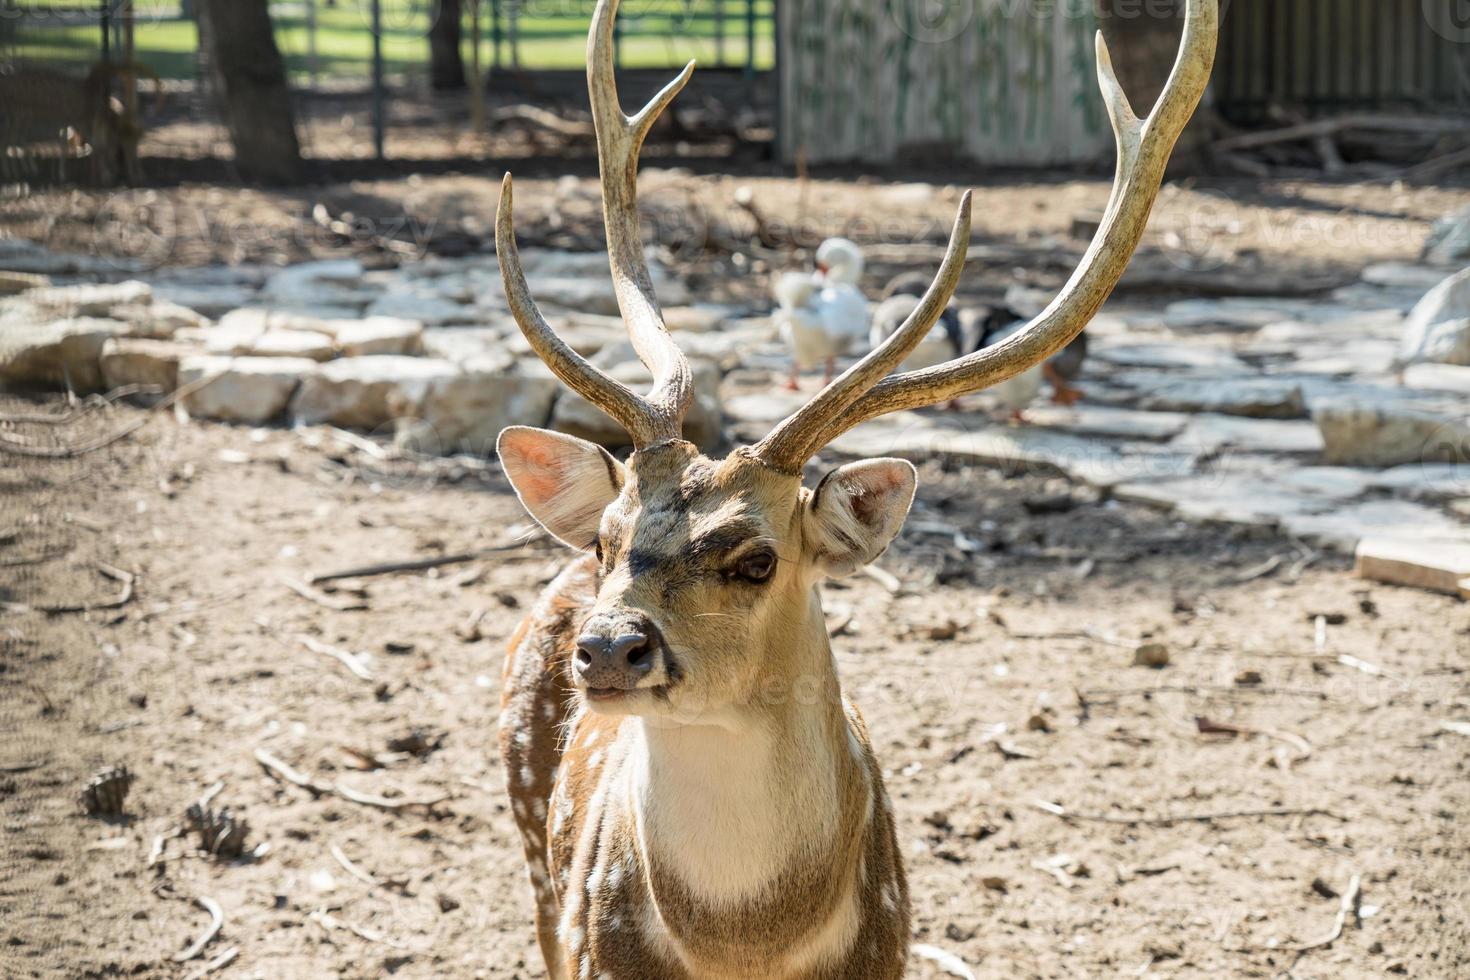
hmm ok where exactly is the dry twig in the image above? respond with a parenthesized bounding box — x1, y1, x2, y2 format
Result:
(281, 576, 368, 612)
(173, 895, 224, 962)
(299, 636, 374, 681)
(182, 947, 238, 980)
(306, 540, 541, 585)
(1031, 799, 1339, 826)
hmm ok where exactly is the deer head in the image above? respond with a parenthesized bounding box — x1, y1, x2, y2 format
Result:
(497, 0, 1216, 723)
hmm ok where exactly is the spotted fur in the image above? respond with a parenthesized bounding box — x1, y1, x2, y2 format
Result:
(499, 440, 915, 979)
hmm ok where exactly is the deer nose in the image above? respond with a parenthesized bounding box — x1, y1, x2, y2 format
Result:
(573, 621, 660, 691)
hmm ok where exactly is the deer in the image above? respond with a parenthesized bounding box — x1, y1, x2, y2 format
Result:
(495, 1, 1216, 976)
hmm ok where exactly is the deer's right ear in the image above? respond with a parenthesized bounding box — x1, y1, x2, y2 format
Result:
(497, 427, 624, 550)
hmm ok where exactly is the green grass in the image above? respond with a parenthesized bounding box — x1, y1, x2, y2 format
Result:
(7, 1, 776, 80)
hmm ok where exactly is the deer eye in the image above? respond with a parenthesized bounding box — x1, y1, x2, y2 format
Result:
(593, 539, 604, 564)
(735, 549, 776, 584)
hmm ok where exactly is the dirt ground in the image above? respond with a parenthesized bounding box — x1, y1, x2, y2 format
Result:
(2, 386, 1468, 980)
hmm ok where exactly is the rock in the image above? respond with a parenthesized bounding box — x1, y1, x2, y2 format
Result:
(1404, 362, 1470, 395)
(1361, 262, 1453, 291)
(1137, 378, 1306, 419)
(421, 326, 513, 363)
(1023, 404, 1189, 442)
(1132, 643, 1170, 668)
(1355, 537, 1470, 595)
(1089, 343, 1249, 372)
(527, 277, 623, 316)
(1161, 299, 1286, 332)
(289, 356, 460, 430)
(1368, 464, 1470, 502)
(330, 317, 424, 356)
(1395, 268, 1470, 368)
(552, 359, 723, 449)
(261, 259, 375, 312)
(401, 358, 561, 455)
(99, 337, 194, 391)
(663, 305, 733, 334)
(205, 325, 336, 361)
(1114, 475, 1333, 527)
(1281, 499, 1470, 553)
(178, 355, 316, 424)
(109, 299, 209, 339)
(22, 280, 152, 317)
(1424, 206, 1470, 266)
(1313, 403, 1470, 467)
(0, 317, 127, 391)
(1170, 414, 1325, 454)
(149, 283, 258, 319)
(1272, 467, 1374, 500)
(0, 271, 50, 295)
(364, 293, 476, 326)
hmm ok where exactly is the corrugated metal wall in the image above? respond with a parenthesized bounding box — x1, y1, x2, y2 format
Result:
(778, 0, 1112, 166)
(1216, 0, 1469, 123)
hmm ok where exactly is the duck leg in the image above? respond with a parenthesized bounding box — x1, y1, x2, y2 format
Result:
(822, 356, 836, 387)
(1044, 362, 1083, 406)
(784, 362, 802, 392)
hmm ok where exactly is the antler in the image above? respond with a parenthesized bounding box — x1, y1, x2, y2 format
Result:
(755, 0, 1218, 473)
(495, 0, 696, 449)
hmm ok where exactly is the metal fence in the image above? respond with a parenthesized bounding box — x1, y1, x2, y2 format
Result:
(0, 0, 776, 183)
(1215, 0, 1470, 123)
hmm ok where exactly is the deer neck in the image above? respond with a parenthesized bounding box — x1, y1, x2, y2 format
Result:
(628, 587, 865, 907)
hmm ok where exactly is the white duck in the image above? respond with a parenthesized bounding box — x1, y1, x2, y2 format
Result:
(774, 237, 870, 389)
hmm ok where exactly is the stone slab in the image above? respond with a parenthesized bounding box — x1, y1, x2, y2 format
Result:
(1171, 414, 1325, 455)
(1281, 500, 1470, 554)
(178, 355, 316, 424)
(1355, 537, 1470, 595)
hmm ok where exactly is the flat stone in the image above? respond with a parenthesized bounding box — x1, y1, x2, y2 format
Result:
(1113, 474, 1333, 528)
(1362, 262, 1452, 291)
(22, 280, 152, 317)
(1024, 404, 1189, 442)
(365, 293, 477, 326)
(0, 317, 127, 392)
(99, 337, 192, 391)
(261, 259, 374, 311)
(1355, 537, 1470, 595)
(1313, 403, 1470, 467)
(828, 417, 1192, 490)
(289, 356, 460, 430)
(178, 355, 316, 424)
(553, 359, 722, 449)
(1136, 378, 1306, 419)
(1281, 499, 1470, 553)
(1089, 343, 1249, 372)
(205, 325, 336, 361)
(108, 299, 210, 339)
(421, 326, 513, 363)
(663, 305, 734, 334)
(1424, 205, 1470, 266)
(1368, 464, 1470, 502)
(1396, 267, 1470, 368)
(0, 272, 50, 295)
(1404, 363, 1470, 394)
(330, 316, 424, 357)
(1161, 300, 1291, 332)
(149, 283, 257, 319)
(1272, 467, 1374, 500)
(399, 360, 561, 455)
(1170, 414, 1324, 455)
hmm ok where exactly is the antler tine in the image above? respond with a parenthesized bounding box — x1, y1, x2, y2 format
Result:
(496, 174, 659, 445)
(588, 0, 697, 442)
(754, 194, 973, 473)
(768, 0, 1218, 464)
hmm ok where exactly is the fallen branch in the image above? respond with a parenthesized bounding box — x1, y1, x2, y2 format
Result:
(28, 562, 135, 615)
(0, 384, 162, 424)
(281, 576, 368, 612)
(1212, 113, 1470, 153)
(182, 947, 238, 980)
(307, 540, 541, 586)
(309, 909, 407, 948)
(1196, 716, 1312, 767)
(1031, 799, 1340, 826)
(331, 842, 410, 892)
(173, 895, 224, 962)
(255, 747, 448, 814)
(1078, 684, 1330, 702)
(253, 747, 332, 797)
(1223, 554, 1284, 585)
(0, 759, 48, 773)
(299, 636, 374, 681)
(1237, 874, 1362, 955)
(335, 782, 450, 813)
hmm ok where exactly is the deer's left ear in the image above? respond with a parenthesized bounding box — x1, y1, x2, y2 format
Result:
(802, 459, 917, 578)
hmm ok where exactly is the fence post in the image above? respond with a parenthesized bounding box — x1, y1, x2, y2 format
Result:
(371, 0, 385, 160)
(744, 0, 755, 79)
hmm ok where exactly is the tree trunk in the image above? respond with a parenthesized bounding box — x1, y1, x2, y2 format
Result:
(195, 0, 304, 184)
(430, 0, 466, 90)
(1095, 0, 1214, 170)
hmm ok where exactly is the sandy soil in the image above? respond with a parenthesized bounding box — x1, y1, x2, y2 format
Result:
(2, 391, 1468, 980)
